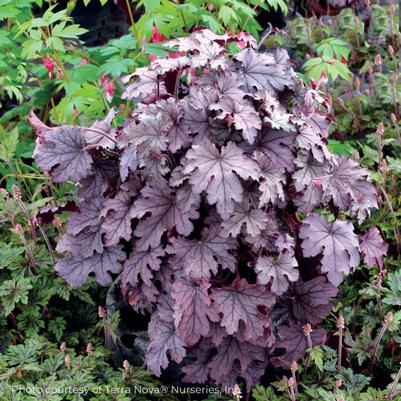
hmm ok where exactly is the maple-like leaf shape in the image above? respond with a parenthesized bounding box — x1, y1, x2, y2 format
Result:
(184, 139, 260, 220)
(84, 108, 117, 149)
(221, 202, 268, 238)
(55, 246, 125, 288)
(100, 190, 134, 246)
(126, 281, 159, 314)
(149, 98, 192, 152)
(122, 68, 167, 100)
(299, 213, 360, 286)
(172, 279, 219, 345)
(275, 276, 338, 324)
(293, 153, 329, 192)
(243, 129, 296, 172)
(190, 40, 226, 69)
(235, 49, 293, 94)
(182, 341, 214, 384)
(166, 227, 237, 279)
(122, 246, 164, 287)
(277, 323, 326, 363)
(321, 157, 377, 219)
(149, 56, 190, 75)
(56, 227, 103, 258)
(119, 145, 138, 182)
(359, 227, 388, 268)
(183, 88, 219, 138)
(211, 97, 261, 144)
(123, 113, 170, 155)
(197, 72, 245, 101)
(131, 181, 198, 250)
(296, 122, 331, 163)
(66, 197, 103, 235)
(255, 152, 286, 206)
(208, 337, 265, 383)
(146, 308, 186, 376)
(211, 279, 275, 340)
(255, 252, 299, 296)
(34, 126, 93, 182)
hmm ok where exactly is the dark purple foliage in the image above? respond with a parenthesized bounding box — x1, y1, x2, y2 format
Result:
(31, 29, 384, 389)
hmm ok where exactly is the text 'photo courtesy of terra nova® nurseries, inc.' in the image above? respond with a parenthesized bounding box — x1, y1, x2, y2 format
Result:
(0, 1, 400, 401)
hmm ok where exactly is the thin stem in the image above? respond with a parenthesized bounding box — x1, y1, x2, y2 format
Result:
(256, 24, 273, 51)
(16, 227, 37, 274)
(371, 312, 393, 367)
(337, 315, 345, 372)
(38, 223, 55, 270)
(388, 363, 401, 400)
(379, 185, 401, 253)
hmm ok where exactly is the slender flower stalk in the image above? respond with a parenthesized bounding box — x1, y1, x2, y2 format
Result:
(288, 377, 297, 401)
(303, 323, 313, 349)
(290, 360, 298, 393)
(390, 113, 401, 146)
(371, 312, 393, 367)
(337, 314, 345, 372)
(37, 221, 55, 269)
(334, 379, 342, 393)
(15, 224, 37, 274)
(12, 185, 37, 242)
(388, 362, 401, 400)
(0, 188, 16, 226)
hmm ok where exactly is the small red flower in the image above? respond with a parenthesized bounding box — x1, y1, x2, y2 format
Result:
(341, 56, 347, 65)
(79, 59, 88, 65)
(44, 55, 54, 78)
(100, 75, 115, 102)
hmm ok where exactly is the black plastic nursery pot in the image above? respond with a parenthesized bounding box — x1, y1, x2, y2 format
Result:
(105, 278, 187, 386)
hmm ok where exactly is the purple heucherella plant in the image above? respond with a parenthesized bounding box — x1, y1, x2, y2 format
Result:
(30, 28, 387, 390)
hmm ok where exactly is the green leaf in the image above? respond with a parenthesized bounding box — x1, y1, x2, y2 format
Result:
(0, 277, 33, 315)
(0, 126, 19, 161)
(48, 317, 67, 341)
(218, 5, 238, 26)
(52, 23, 87, 38)
(201, 14, 224, 33)
(0, 5, 18, 21)
(143, 42, 170, 57)
(71, 64, 100, 84)
(252, 385, 279, 401)
(328, 139, 355, 156)
(309, 347, 324, 372)
(99, 57, 136, 76)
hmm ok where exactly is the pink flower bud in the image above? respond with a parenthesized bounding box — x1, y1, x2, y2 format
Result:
(98, 306, 106, 318)
(375, 54, 382, 66)
(123, 360, 130, 369)
(64, 353, 71, 368)
(12, 185, 21, 201)
(0, 188, 9, 199)
(377, 122, 385, 136)
(15, 224, 23, 236)
(337, 314, 345, 330)
(79, 59, 88, 65)
(60, 341, 66, 351)
(303, 323, 313, 336)
(86, 343, 93, 354)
